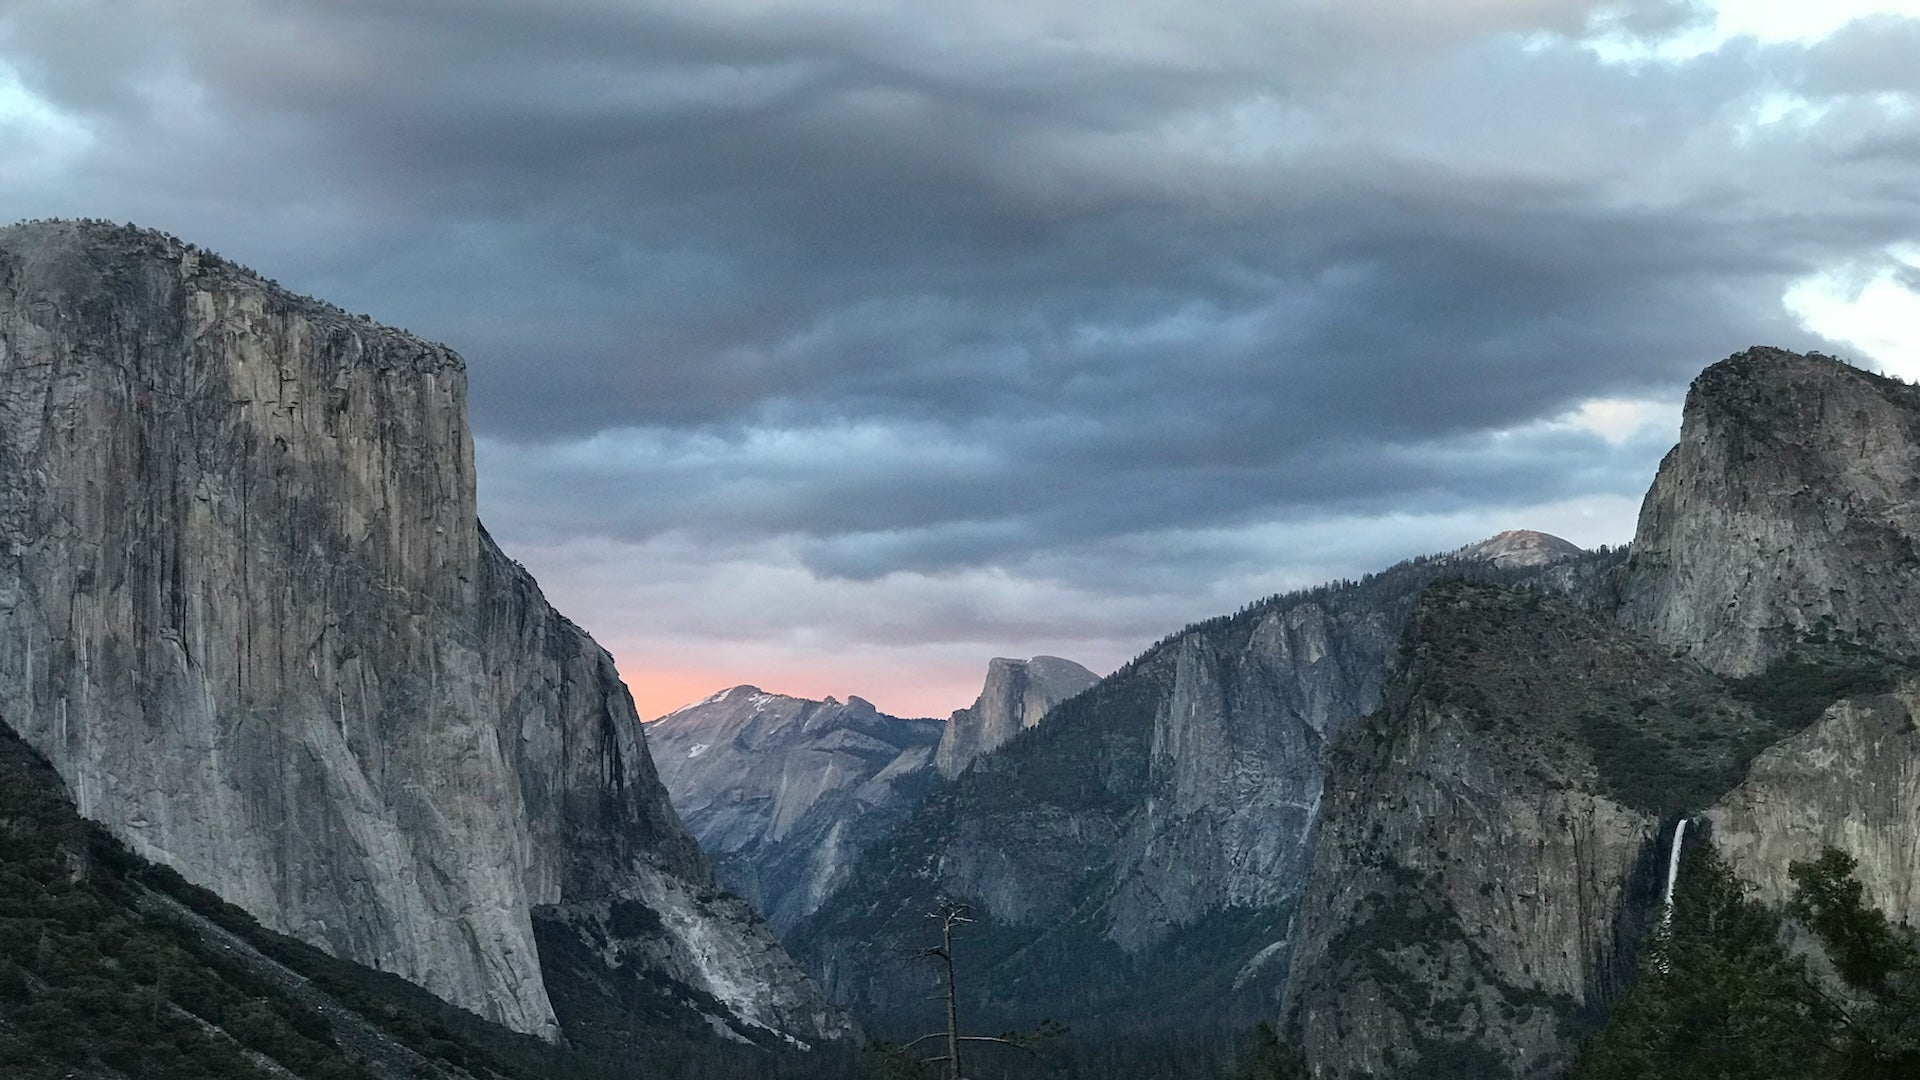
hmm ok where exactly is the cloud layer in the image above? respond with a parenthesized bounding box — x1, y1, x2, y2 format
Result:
(4, 0, 1917, 715)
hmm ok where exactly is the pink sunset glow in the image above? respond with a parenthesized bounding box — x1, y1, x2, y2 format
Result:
(613, 646, 1113, 724)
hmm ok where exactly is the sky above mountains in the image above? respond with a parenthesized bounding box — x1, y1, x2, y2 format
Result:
(4, 0, 1918, 717)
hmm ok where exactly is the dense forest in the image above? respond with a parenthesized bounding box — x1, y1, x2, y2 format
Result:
(1572, 835, 1920, 1079)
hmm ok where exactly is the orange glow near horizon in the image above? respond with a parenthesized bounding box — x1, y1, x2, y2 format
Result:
(615, 653, 1007, 723)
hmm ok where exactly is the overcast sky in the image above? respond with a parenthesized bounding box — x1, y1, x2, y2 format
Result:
(5, 0, 1918, 718)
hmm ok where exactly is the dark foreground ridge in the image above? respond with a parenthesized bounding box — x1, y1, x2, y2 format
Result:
(0, 713, 872, 1080)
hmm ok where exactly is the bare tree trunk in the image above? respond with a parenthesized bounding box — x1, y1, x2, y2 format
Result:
(943, 915, 961, 1080)
(908, 902, 979, 1079)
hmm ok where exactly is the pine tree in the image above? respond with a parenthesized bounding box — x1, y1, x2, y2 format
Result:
(1569, 837, 1827, 1080)
(1239, 1022, 1308, 1080)
(1573, 840, 1920, 1080)
(1788, 849, 1920, 1078)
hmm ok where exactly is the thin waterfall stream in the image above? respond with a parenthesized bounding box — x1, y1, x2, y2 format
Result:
(1661, 817, 1690, 924)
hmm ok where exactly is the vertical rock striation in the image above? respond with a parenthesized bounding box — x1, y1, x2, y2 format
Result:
(1281, 583, 1717, 1078)
(934, 656, 1098, 779)
(0, 221, 849, 1045)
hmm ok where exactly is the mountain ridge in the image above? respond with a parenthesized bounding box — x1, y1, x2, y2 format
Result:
(789, 537, 1622, 1033)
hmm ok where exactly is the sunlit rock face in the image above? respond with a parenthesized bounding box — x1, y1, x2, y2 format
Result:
(0, 221, 850, 1046)
(1619, 347, 1920, 675)
(934, 656, 1099, 779)
(647, 687, 944, 934)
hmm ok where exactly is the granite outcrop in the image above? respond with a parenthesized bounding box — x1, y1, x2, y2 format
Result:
(933, 656, 1098, 779)
(0, 220, 850, 1046)
(1619, 348, 1920, 673)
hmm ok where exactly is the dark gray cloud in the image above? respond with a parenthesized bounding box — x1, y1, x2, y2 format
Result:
(3, 0, 1916, 714)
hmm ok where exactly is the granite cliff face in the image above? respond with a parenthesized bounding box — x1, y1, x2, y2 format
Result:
(1620, 348, 1920, 674)
(1620, 348, 1920, 943)
(1708, 682, 1920, 926)
(1284, 349, 1920, 1078)
(934, 656, 1098, 778)
(1280, 583, 1755, 1079)
(646, 687, 944, 934)
(793, 541, 1611, 1032)
(778, 347, 1918, 1069)
(0, 221, 849, 1046)
(36, 250, 1897, 1080)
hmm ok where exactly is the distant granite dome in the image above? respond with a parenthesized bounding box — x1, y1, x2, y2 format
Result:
(1453, 529, 1586, 568)
(934, 655, 1101, 778)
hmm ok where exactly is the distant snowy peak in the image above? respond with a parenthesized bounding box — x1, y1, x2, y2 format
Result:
(644, 683, 946, 933)
(654, 684, 784, 722)
(1452, 529, 1585, 569)
(650, 685, 884, 730)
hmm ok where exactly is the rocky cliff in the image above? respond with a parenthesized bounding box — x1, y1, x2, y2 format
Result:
(1285, 348, 1920, 1078)
(1619, 347, 1920, 940)
(0, 221, 849, 1047)
(1708, 679, 1920, 926)
(0, 710, 834, 1079)
(1279, 582, 1788, 1079)
(1619, 347, 1920, 674)
(934, 656, 1098, 778)
(646, 687, 944, 933)
(792, 540, 1613, 1033)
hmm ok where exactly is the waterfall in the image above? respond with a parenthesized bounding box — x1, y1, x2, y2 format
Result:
(1660, 817, 1690, 922)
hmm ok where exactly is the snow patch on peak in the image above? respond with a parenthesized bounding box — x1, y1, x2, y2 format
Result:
(655, 685, 756, 721)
